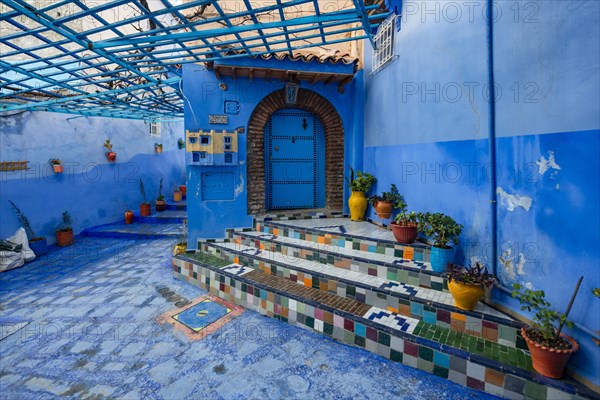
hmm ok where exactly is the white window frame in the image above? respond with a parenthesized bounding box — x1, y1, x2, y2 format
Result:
(150, 122, 161, 137)
(372, 15, 396, 73)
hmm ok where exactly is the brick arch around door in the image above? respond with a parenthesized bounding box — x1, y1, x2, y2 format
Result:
(247, 88, 344, 214)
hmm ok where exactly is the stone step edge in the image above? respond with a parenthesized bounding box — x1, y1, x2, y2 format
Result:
(203, 242, 522, 329)
(229, 229, 443, 281)
(173, 254, 595, 400)
(259, 219, 433, 253)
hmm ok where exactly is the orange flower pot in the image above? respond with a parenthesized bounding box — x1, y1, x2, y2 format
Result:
(374, 200, 393, 219)
(521, 327, 578, 378)
(139, 203, 151, 216)
(52, 164, 63, 173)
(173, 191, 183, 202)
(106, 152, 117, 162)
(124, 211, 134, 224)
(55, 229, 74, 247)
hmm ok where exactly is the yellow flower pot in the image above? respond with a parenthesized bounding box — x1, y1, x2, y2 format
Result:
(173, 243, 187, 256)
(173, 191, 183, 202)
(448, 280, 484, 311)
(348, 191, 368, 221)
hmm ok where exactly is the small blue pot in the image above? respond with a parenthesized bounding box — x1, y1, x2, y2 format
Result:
(430, 246, 455, 272)
(29, 238, 48, 256)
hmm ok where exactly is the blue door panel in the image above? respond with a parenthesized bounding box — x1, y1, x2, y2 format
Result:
(266, 109, 324, 210)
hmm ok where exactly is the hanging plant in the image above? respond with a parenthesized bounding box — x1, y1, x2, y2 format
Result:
(104, 139, 117, 162)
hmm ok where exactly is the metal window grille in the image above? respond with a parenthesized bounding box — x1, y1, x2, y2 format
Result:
(372, 15, 396, 72)
(150, 122, 161, 137)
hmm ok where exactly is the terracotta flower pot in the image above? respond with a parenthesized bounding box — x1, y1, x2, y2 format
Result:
(348, 191, 367, 221)
(52, 164, 63, 173)
(390, 222, 418, 244)
(374, 200, 393, 219)
(155, 146, 163, 153)
(173, 191, 183, 202)
(448, 280, 484, 310)
(521, 327, 578, 378)
(155, 200, 167, 212)
(55, 229, 73, 247)
(139, 203, 151, 216)
(106, 152, 117, 162)
(179, 185, 187, 196)
(124, 211, 134, 224)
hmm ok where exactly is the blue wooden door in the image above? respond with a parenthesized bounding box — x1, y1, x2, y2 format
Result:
(266, 109, 324, 209)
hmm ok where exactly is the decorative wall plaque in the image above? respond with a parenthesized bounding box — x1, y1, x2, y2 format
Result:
(209, 114, 228, 124)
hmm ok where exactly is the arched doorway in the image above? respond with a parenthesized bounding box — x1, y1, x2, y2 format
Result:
(247, 88, 345, 214)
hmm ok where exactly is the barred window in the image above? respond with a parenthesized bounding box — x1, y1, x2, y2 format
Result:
(372, 15, 396, 72)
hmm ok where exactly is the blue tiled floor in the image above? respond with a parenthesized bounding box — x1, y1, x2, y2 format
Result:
(0, 237, 498, 399)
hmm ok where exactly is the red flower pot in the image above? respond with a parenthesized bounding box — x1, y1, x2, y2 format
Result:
(55, 229, 74, 247)
(139, 203, 151, 216)
(52, 165, 63, 173)
(521, 327, 578, 378)
(106, 152, 117, 162)
(390, 222, 418, 244)
(179, 185, 186, 196)
(124, 211, 134, 224)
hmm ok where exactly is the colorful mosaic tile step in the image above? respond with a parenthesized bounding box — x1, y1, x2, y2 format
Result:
(203, 242, 524, 349)
(256, 218, 432, 263)
(229, 229, 446, 292)
(173, 255, 597, 400)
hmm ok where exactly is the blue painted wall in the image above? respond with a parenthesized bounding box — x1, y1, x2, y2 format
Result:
(363, 0, 599, 387)
(0, 111, 185, 244)
(182, 59, 362, 243)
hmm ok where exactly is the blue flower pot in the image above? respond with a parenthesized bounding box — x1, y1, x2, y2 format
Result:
(430, 246, 455, 273)
(29, 237, 48, 256)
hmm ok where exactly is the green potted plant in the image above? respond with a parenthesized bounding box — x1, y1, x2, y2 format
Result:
(173, 180, 183, 202)
(49, 158, 63, 173)
(104, 139, 116, 162)
(139, 178, 151, 216)
(446, 262, 495, 310)
(368, 184, 404, 219)
(512, 280, 582, 378)
(156, 178, 166, 212)
(55, 211, 74, 247)
(391, 210, 419, 244)
(177, 138, 185, 150)
(417, 212, 463, 272)
(345, 166, 376, 221)
(8, 200, 48, 256)
(155, 143, 163, 153)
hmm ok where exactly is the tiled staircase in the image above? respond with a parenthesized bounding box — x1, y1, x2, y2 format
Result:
(173, 214, 598, 400)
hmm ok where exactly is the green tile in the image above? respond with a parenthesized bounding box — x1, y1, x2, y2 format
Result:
(324, 323, 334, 336)
(378, 332, 391, 346)
(419, 346, 434, 362)
(433, 365, 449, 379)
(387, 270, 398, 281)
(390, 349, 403, 362)
(354, 335, 366, 347)
(524, 381, 547, 399)
(498, 325, 516, 342)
